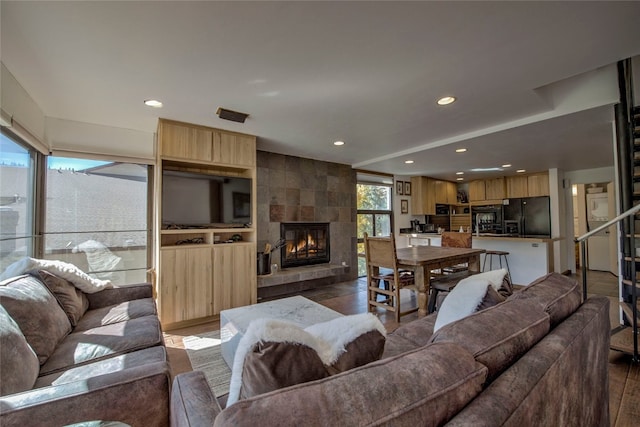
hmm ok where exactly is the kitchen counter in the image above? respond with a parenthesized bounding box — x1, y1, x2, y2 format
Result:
(398, 232, 565, 285)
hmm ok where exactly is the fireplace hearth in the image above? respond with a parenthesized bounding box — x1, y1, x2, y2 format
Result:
(280, 222, 330, 268)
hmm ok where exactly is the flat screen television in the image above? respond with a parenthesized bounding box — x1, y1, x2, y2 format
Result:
(162, 170, 252, 227)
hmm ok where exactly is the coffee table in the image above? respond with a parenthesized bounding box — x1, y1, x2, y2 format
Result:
(220, 296, 343, 368)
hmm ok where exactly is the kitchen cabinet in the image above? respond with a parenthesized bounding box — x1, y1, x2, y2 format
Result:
(485, 177, 506, 200)
(435, 180, 457, 205)
(468, 180, 486, 202)
(506, 172, 549, 198)
(506, 175, 528, 198)
(410, 176, 436, 215)
(527, 173, 549, 197)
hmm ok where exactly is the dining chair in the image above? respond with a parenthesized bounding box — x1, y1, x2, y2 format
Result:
(364, 233, 418, 322)
(429, 231, 473, 313)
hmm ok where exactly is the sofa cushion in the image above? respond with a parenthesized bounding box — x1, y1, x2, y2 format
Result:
(0, 305, 40, 396)
(429, 298, 550, 382)
(388, 312, 437, 348)
(215, 342, 487, 427)
(228, 314, 386, 405)
(0, 274, 72, 364)
(35, 270, 89, 327)
(39, 315, 163, 376)
(73, 298, 157, 332)
(35, 346, 166, 388)
(508, 272, 582, 327)
(434, 276, 505, 332)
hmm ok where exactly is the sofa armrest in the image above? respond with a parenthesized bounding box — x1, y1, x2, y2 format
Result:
(0, 361, 171, 427)
(171, 371, 222, 427)
(87, 283, 153, 309)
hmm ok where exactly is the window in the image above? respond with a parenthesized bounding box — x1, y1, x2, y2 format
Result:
(0, 130, 37, 271)
(356, 178, 393, 276)
(42, 156, 151, 284)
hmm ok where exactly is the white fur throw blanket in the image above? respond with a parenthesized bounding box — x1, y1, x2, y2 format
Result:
(227, 313, 385, 406)
(0, 257, 112, 293)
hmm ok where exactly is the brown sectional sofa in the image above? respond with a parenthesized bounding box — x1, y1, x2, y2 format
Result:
(171, 272, 610, 426)
(0, 272, 171, 426)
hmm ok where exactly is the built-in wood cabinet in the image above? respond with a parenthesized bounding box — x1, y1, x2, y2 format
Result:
(159, 119, 256, 167)
(156, 119, 257, 329)
(159, 247, 214, 324)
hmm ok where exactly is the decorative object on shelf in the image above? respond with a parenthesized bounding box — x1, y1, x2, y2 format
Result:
(396, 181, 404, 195)
(404, 181, 411, 196)
(401, 199, 409, 214)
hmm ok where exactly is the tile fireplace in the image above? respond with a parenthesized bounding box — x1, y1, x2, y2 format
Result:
(280, 222, 330, 268)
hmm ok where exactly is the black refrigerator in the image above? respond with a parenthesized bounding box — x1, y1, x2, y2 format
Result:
(502, 196, 551, 237)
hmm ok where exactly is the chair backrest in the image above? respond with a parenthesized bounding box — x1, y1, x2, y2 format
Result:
(364, 233, 398, 270)
(441, 231, 472, 248)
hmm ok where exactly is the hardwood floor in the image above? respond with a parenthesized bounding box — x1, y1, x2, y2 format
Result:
(163, 270, 638, 426)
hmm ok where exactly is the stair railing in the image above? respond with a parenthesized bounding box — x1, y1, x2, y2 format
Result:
(575, 202, 640, 362)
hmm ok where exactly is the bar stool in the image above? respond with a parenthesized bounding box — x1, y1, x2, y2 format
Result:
(483, 250, 511, 280)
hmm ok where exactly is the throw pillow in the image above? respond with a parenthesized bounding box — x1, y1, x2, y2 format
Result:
(0, 257, 112, 293)
(35, 270, 90, 327)
(305, 313, 386, 374)
(470, 268, 511, 296)
(434, 277, 505, 332)
(0, 274, 72, 364)
(227, 313, 387, 406)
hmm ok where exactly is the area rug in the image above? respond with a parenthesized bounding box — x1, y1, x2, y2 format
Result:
(183, 330, 231, 397)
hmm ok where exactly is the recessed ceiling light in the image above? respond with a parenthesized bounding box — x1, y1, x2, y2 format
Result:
(470, 167, 503, 172)
(456, 177, 464, 181)
(517, 169, 526, 173)
(502, 164, 512, 168)
(456, 171, 464, 175)
(333, 141, 345, 146)
(437, 96, 456, 106)
(455, 148, 467, 153)
(405, 160, 414, 164)
(144, 99, 163, 108)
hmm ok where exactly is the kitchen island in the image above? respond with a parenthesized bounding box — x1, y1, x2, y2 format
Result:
(399, 232, 562, 285)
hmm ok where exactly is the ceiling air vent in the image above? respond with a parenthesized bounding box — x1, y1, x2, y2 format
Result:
(216, 107, 249, 123)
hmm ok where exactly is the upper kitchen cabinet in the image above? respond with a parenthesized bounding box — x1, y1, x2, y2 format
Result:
(468, 180, 486, 202)
(506, 175, 529, 198)
(410, 176, 436, 215)
(527, 173, 550, 197)
(435, 180, 457, 205)
(485, 177, 506, 200)
(506, 172, 549, 198)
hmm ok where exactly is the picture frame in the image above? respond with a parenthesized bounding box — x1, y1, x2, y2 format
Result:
(404, 181, 411, 196)
(401, 199, 409, 214)
(396, 181, 404, 195)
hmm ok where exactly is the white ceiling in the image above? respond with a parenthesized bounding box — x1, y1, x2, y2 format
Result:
(2, 1, 640, 181)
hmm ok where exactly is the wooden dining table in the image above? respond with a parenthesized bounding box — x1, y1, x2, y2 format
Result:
(396, 246, 486, 316)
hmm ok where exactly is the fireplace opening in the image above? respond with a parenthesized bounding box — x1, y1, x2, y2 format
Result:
(280, 222, 330, 268)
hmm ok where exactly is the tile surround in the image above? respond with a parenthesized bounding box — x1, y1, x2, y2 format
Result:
(256, 150, 357, 291)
